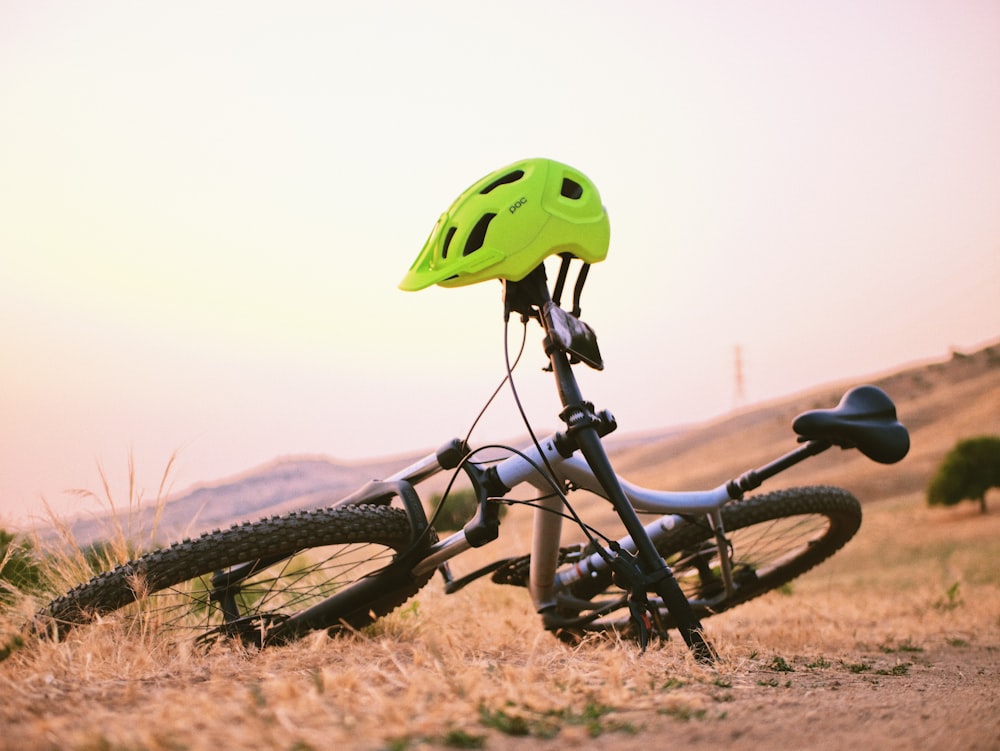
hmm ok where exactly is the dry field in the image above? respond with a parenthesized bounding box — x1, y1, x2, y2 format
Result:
(2, 343, 998, 750)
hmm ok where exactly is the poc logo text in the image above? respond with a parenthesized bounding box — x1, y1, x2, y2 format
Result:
(509, 197, 528, 214)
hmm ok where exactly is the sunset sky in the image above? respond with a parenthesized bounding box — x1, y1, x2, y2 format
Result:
(2, 1, 998, 527)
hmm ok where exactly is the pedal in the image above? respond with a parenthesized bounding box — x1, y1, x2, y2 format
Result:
(491, 555, 530, 586)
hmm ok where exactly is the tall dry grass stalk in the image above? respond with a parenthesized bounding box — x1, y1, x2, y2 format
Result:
(35, 451, 178, 592)
(0, 453, 179, 661)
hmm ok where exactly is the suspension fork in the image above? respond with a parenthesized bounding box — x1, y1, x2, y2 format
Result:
(547, 346, 716, 662)
(502, 268, 715, 661)
(528, 484, 565, 614)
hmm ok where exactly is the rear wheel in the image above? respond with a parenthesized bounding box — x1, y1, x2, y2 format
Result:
(39, 505, 431, 648)
(553, 486, 862, 638)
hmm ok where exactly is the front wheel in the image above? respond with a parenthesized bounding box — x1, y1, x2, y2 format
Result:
(554, 486, 862, 637)
(38, 505, 432, 648)
(657, 485, 861, 623)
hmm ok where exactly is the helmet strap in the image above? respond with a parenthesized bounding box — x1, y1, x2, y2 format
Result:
(507, 258, 593, 323)
(571, 263, 591, 318)
(552, 255, 573, 308)
(502, 262, 604, 370)
(551, 255, 591, 317)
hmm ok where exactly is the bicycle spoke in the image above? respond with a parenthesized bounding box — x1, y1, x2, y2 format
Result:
(552, 488, 861, 641)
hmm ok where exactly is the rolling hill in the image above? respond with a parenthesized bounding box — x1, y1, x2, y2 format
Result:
(59, 337, 1000, 547)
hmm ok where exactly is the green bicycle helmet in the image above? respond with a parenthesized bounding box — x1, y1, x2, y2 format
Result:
(399, 158, 610, 291)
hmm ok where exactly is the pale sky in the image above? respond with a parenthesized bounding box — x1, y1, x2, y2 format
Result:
(2, 1, 999, 528)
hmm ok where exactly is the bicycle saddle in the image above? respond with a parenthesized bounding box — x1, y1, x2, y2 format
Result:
(792, 385, 910, 464)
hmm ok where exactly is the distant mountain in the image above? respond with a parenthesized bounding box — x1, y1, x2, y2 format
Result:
(612, 337, 1000, 505)
(58, 337, 999, 548)
(59, 453, 429, 547)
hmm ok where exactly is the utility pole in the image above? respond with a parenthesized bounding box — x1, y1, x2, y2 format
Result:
(733, 344, 746, 411)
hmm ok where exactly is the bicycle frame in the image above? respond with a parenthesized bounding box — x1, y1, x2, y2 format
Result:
(327, 263, 907, 659)
(378, 427, 832, 614)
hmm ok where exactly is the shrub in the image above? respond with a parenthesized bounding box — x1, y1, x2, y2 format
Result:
(426, 488, 507, 532)
(0, 529, 44, 604)
(927, 435, 1000, 514)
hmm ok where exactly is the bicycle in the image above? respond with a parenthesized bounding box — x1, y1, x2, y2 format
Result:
(37, 159, 910, 663)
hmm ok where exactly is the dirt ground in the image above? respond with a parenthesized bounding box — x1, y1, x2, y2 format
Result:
(562, 641, 1000, 751)
(4, 635, 996, 751)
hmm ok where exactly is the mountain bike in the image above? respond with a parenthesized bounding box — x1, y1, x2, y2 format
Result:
(38, 261, 910, 664)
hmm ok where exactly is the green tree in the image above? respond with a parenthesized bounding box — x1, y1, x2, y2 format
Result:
(927, 436, 1000, 514)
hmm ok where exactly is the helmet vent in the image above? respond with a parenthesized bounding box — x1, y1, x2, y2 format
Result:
(479, 170, 524, 194)
(560, 177, 584, 199)
(463, 213, 496, 256)
(440, 226, 457, 259)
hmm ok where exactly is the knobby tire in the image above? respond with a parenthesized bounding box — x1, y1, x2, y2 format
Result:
(39, 505, 430, 648)
(556, 486, 862, 638)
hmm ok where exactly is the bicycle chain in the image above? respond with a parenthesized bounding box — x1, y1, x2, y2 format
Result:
(490, 545, 586, 587)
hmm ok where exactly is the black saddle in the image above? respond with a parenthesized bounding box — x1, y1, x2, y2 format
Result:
(793, 385, 910, 464)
